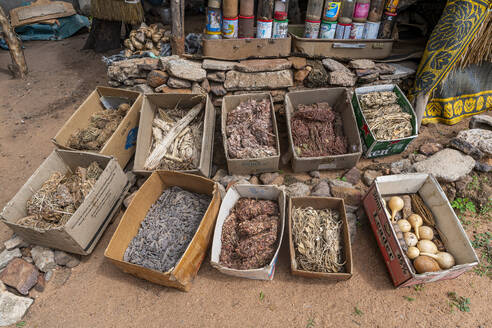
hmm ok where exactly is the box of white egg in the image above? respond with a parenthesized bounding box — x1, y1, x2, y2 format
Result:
(362, 173, 479, 287)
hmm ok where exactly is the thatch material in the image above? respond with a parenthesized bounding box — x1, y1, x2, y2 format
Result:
(91, 0, 144, 24)
(456, 13, 492, 69)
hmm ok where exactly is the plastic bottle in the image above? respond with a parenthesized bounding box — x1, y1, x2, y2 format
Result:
(322, 0, 342, 22)
(223, 0, 239, 18)
(305, 0, 324, 21)
(378, 11, 397, 38)
(206, 7, 222, 33)
(239, 0, 255, 16)
(385, 0, 400, 13)
(274, 0, 288, 13)
(353, 0, 370, 22)
(367, 0, 385, 22)
(339, 0, 355, 22)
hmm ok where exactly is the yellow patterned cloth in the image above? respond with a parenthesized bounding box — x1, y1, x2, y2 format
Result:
(409, 0, 492, 125)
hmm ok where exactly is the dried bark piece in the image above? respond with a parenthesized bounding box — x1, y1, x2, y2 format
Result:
(238, 215, 278, 236)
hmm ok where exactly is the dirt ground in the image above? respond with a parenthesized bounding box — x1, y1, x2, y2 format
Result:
(0, 34, 491, 328)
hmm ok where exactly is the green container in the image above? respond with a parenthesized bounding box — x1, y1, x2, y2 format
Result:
(351, 84, 418, 158)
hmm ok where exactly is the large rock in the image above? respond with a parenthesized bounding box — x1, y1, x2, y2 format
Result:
(202, 59, 237, 71)
(363, 170, 382, 186)
(287, 183, 311, 197)
(4, 235, 28, 251)
(219, 174, 251, 187)
(469, 115, 492, 130)
(0, 258, 38, 295)
(224, 70, 293, 91)
(419, 142, 443, 156)
(331, 184, 362, 206)
(343, 167, 361, 185)
(349, 59, 375, 70)
(167, 59, 206, 82)
(390, 159, 414, 174)
(0, 288, 33, 326)
(322, 58, 350, 73)
(210, 82, 227, 96)
(288, 57, 307, 70)
(234, 59, 292, 73)
(30, 246, 56, 273)
(207, 71, 226, 82)
(0, 248, 21, 270)
(379, 62, 416, 80)
(453, 129, 492, 157)
(310, 180, 331, 197)
(147, 70, 169, 88)
(413, 149, 475, 182)
(259, 172, 279, 185)
(328, 70, 356, 87)
(54, 251, 80, 268)
(294, 68, 311, 83)
(167, 77, 192, 89)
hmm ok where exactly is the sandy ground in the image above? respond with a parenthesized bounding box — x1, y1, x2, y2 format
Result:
(0, 34, 491, 328)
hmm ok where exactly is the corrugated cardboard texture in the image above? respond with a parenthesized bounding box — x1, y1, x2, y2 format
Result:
(288, 197, 353, 280)
(362, 174, 479, 287)
(202, 36, 291, 60)
(222, 93, 280, 175)
(285, 88, 362, 172)
(1, 150, 128, 255)
(210, 184, 286, 280)
(289, 25, 393, 60)
(104, 171, 221, 291)
(133, 94, 215, 177)
(52, 86, 143, 169)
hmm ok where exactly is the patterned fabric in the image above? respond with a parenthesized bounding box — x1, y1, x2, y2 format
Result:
(409, 0, 491, 124)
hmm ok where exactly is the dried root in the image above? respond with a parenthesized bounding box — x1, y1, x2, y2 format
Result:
(19, 162, 103, 230)
(125, 23, 171, 57)
(359, 91, 412, 140)
(292, 207, 345, 273)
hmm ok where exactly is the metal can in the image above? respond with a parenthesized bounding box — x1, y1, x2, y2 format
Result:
(385, 0, 399, 13)
(222, 16, 238, 38)
(319, 20, 336, 39)
(335, 22, 352, 39)
(238, 15, 255, 38)
(205, 31, 222, 39)
(350, 22, 365, 39)
(206, 7, 222, 33)
(377, 12, 396, 39)
(272, 19, 289, 38)
(304, 19, 321, 38)
(257, 19, 273, 38)
(362, 21, 380, 39)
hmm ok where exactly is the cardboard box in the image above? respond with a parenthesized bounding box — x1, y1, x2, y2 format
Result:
(222, 93, 280, 175)
(202, 36, 291, 60)
(1, 150, 129, 255)
(352, 84, 418, 158)
(288, 197, 353, 280)
(285, 88, 362, 172)
(210, 184, 286, 280)
(289, 25, 394, 60)
(104, 171, 221, 291)
(133, 94, 215, 177)
(363, 174, 479, 287)
(52, 87, 143, 169)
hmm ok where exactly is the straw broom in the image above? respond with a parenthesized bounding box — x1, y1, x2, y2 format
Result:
(91, 0, 144, 25)
(456, 13, 491, 69)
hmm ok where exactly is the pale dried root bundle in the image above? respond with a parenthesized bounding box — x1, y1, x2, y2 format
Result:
(359, 91, 412, 140)
(68, 103, 131, 151)
(145, 103, 204, 171)
(292, 207, 345, 273)
(124, 23, 171, 57)
(220, 198, 279, 270)
(291, 102, 348, 157)
(226, 99, 277, 159)
(19, 162, 103, 230)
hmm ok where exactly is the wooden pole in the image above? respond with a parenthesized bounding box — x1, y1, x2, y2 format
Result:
(0, 6, 28, 78)
(257, 0, 275, 20)
(170, 0, 185, 55)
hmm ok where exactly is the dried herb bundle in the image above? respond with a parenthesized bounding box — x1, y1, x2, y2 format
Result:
(19, 162, 103, 230)
(220, 198, 279, 270)
(124, 186, 211, 272)
(291, 102, 347, 157)
(359, 91, 412, 140)
(68, 103, 131, 151)
(292, 207, 345, 273)
(148, 106, 203, 171)
(226, 99, 277, 159)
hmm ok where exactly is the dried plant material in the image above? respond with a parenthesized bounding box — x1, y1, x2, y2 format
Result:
(226, 99, 277, 159)
(219, 198, 279, 270)
(125, 23, 171, 57)
(145, 100, 204, 171)
(124, 186, 211, 272)
(359, 91, 412, 140)
(68, 103, 131, 151)
(410, 194, 436, 227)
(291, 102, 348, 157)
(19, 162, 103, 230)
(292, 207, 345, 273)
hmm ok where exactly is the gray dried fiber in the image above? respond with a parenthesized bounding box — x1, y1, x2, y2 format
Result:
(124, 186, 211, 272)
